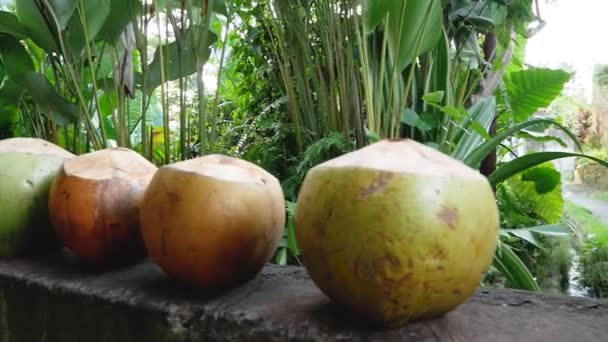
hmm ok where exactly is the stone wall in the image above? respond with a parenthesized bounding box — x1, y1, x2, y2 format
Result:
(591, 65, 608, 144)
(1, 251, 608, 341)
(576, 163, 608, 190)
(521, 125, 577, 173)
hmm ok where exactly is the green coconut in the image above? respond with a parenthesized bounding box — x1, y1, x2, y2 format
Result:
(295, 139, 499, 328)
(0, 137, 75, 257)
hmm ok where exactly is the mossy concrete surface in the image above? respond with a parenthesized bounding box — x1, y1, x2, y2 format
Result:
(0, 251, 608, 341)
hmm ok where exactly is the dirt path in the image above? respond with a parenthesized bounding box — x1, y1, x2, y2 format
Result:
(563, 183, 608, 224)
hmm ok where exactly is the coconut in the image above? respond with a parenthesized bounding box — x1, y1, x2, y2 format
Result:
(0, 137, 75, 257)
(295, 139, 499, 328)
(139, 154, 285, 290)
(48, 147, 157, 267)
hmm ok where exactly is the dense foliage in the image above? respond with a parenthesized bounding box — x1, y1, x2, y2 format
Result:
(1, 0, 608, 294)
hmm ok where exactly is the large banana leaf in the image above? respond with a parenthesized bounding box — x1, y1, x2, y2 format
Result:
(0, 35, 78, 125)
(504, 68, 572, 122)
(0, 11, 27, 39)
(15, 0, 77, 52)
(65, 0, 111, 57)
(362, 0, 393, 31)
(143, 26, 218, 94)
(362, 0, 443, 71)
(96, 0, 140, 46)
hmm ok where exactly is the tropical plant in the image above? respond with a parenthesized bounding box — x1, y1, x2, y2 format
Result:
(0, 0, 228, 163)
(2, 0, 608, 291)
(262, 0, 608, 290)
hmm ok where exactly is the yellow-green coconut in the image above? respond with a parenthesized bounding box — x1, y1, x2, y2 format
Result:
(295, 139, 500, 328)
(0, 137, 75, 257)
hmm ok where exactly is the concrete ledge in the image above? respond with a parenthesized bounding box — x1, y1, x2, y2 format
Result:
(1, 251, 607, 342)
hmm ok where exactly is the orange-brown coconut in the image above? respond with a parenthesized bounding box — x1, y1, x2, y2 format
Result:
(48, 147, 157, 267)
(295, 139, 500, 328)
(139, 154, 285, 290)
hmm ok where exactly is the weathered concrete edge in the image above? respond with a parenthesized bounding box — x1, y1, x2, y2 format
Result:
(1, 254, 608, 342)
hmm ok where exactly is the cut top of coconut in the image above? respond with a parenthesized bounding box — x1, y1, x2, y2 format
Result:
(316, 139, 484, 178)
(0, 137, 75, 159)
(164, 154, 271, 185)
(63, 148, 157, 181)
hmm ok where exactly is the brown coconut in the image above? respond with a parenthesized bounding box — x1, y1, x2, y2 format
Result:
(295, 139, 500, 328)
(48, 147, 157, 267)
(139, 154, 285, 290)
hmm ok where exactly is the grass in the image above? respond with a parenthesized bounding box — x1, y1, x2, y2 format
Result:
(529, 237, 572, 295)
(564, 200, 608, 297)
(564, 200, 608, 244)
(591, 191, 608, 202)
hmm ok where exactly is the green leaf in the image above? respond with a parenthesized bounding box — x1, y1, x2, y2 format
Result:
(127, 89, 164, 143)
(516, 130, 567, 148)
(96, 0, 140, 45)
(504, 68, 572, 122)
(425, 142, 440, 150)
(469, 121, 492, 140)
(502, 163, 564, 223)
(0, 78, 25, 106)
(449, 1, 508, 30)
(14, 72, 79, 125)
(422, 90, 444, 103)
(102, 114, 117, 141)
(0, 35, 35, 74)
(16, 0, 60, 52)
(275, 247, 287, 265)
(0, 11, 28, 39)
(212, 0, 228, 16)
(0, 77, 22, 124)
(401, 108, 420, 126)
(418, 112, 438, 131)
(365, 128, 381, 143)
(143, 27, 218, 94)
(500, 229, 541, 248)
(492, 240, 541, 291)
(527, 224, 570, 237)
(462, 118, 581, 168)
(501, 224, 569, 249)
(15, 0, 81, 52)
(451, 96, 496, 160)
(16, 0, 77, 30)
(384, 0, 443, 71)
(23, 38, 46, 65)
(489, 151, 608, 187)
(521, 166, 561, 194)
(0, 35, 78, 125)
(454, 29, 481, 69)
(506, 34, 528, 74)
(402, 108, 432, 132)
(286, 201, 299, 255)
(361, 0, 392, 33)
(47, 0, 78, 27)
(65, 0, 111, 57)
(502, 224, 570, 238)
(443, 105, 463, 120)
(428, 29, 453, 107)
